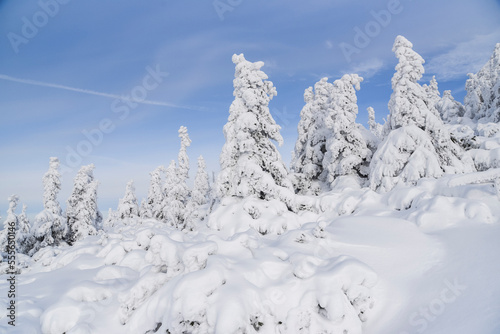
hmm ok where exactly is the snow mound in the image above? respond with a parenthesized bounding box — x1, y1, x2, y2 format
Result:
(207, 197, 302, 236)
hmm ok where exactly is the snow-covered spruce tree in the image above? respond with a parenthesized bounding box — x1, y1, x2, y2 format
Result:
(0, 195, 19, 257)
(436, 91, 475, 151)
(31, 157, 67, 252)
(386, 36, 428, 130)
(177, 126, 192, 183)
(65, 164, 102, 244)
(367, 107, 384, 141)
(103, 208, 119, 229)
(170, 125, 191, 228)
(216, 54, 295, 210)
(370, 36, 474, 191)
(290, 80, 333, 195)
(16, 204, 34, 255)
(370, 126, 444, 192)
(185, 156, 211, 229)
(464, 43, 500, 122)
(192, 156, 210, 207)
(423, 76, 441, 114)
(138, 199, 150, 220)
(117, 180, 140, 220)
(142, 166, 165, 220)
(322, 74, 372, 186)
(437, 90, 466, 124)
(162, 161, 186, 229)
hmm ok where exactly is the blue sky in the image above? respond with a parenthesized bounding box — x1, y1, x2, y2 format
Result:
(1, 0, 500, 218)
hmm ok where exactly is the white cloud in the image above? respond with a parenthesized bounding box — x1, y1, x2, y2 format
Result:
(425, 29, 500, 81)
(347, 58, 385, 79)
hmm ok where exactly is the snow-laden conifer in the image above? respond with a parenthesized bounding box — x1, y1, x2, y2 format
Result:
(367, 107, 384, 141)
(32, 157, 67, 250)
(117, 180, 139, 220)
(162, 161, 186, 229)
(0, 195, 19, 256)
(290, 81, 332, 195)
(103, 208, 119, 229)
(175, 126, 191, 215)
(217, 54, 295, 210)
(423, 76, 441, 114)
(437, 90, 465, 124)
(370, 36, 474, 191)
(185, 156, 211, 229)
(66, 164, 102, 244)
(16, 204, 34, 255)
(370, 126, 443, 192)
(192, 156, 210, 207)
(142, 166, 165, 220)
(177, 126, 191, 181)
(322, 74, 372, 186)
(464, 43, 500, 122)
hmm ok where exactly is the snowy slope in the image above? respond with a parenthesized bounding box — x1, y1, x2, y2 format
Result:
(1, 174, 499, 334)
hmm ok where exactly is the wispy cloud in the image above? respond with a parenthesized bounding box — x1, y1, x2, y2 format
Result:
(347, 59, 385, 79)
(0, 74, 204, 111)
(425, 29, 500, 81)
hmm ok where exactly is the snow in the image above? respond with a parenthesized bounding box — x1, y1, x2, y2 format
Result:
(1, 172, 500, 333)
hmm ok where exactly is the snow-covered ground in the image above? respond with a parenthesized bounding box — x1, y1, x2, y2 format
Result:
(1, 173, 499, 334)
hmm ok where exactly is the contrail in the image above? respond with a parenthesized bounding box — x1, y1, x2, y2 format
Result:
(0, 74, 204, 111)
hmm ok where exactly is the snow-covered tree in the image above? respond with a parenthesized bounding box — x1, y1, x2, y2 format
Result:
(177, 126, 191, 181)
(142, 166, 165, 220)
(290, 81, 332, 195)
(16, 204, 34, 255)
(185, 156, 211, 229)
(464, 43, 500, 122)
(32, 157, 67, 251)
(138, 199, 150, 220)
(103, 208, 119, 229)
(162, 161, 186, 229)
(423, 76, 441, 114)
(370, 36, 474, 191)
(117, 180, 139, 220)
(0, 195, 19, 256)
(175, 126, 191, 213)
(367, 107, 384, 140)
(217, 54, 295, 210)
(387, 36, 428, 130)
(370, 126, 444, 192)
(322, 74, 372, 186)
(437, 90, 465, 124)
(65, 164, 102, 244)
(159, 127, 192, 229)
(192, 156, 210, 207)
